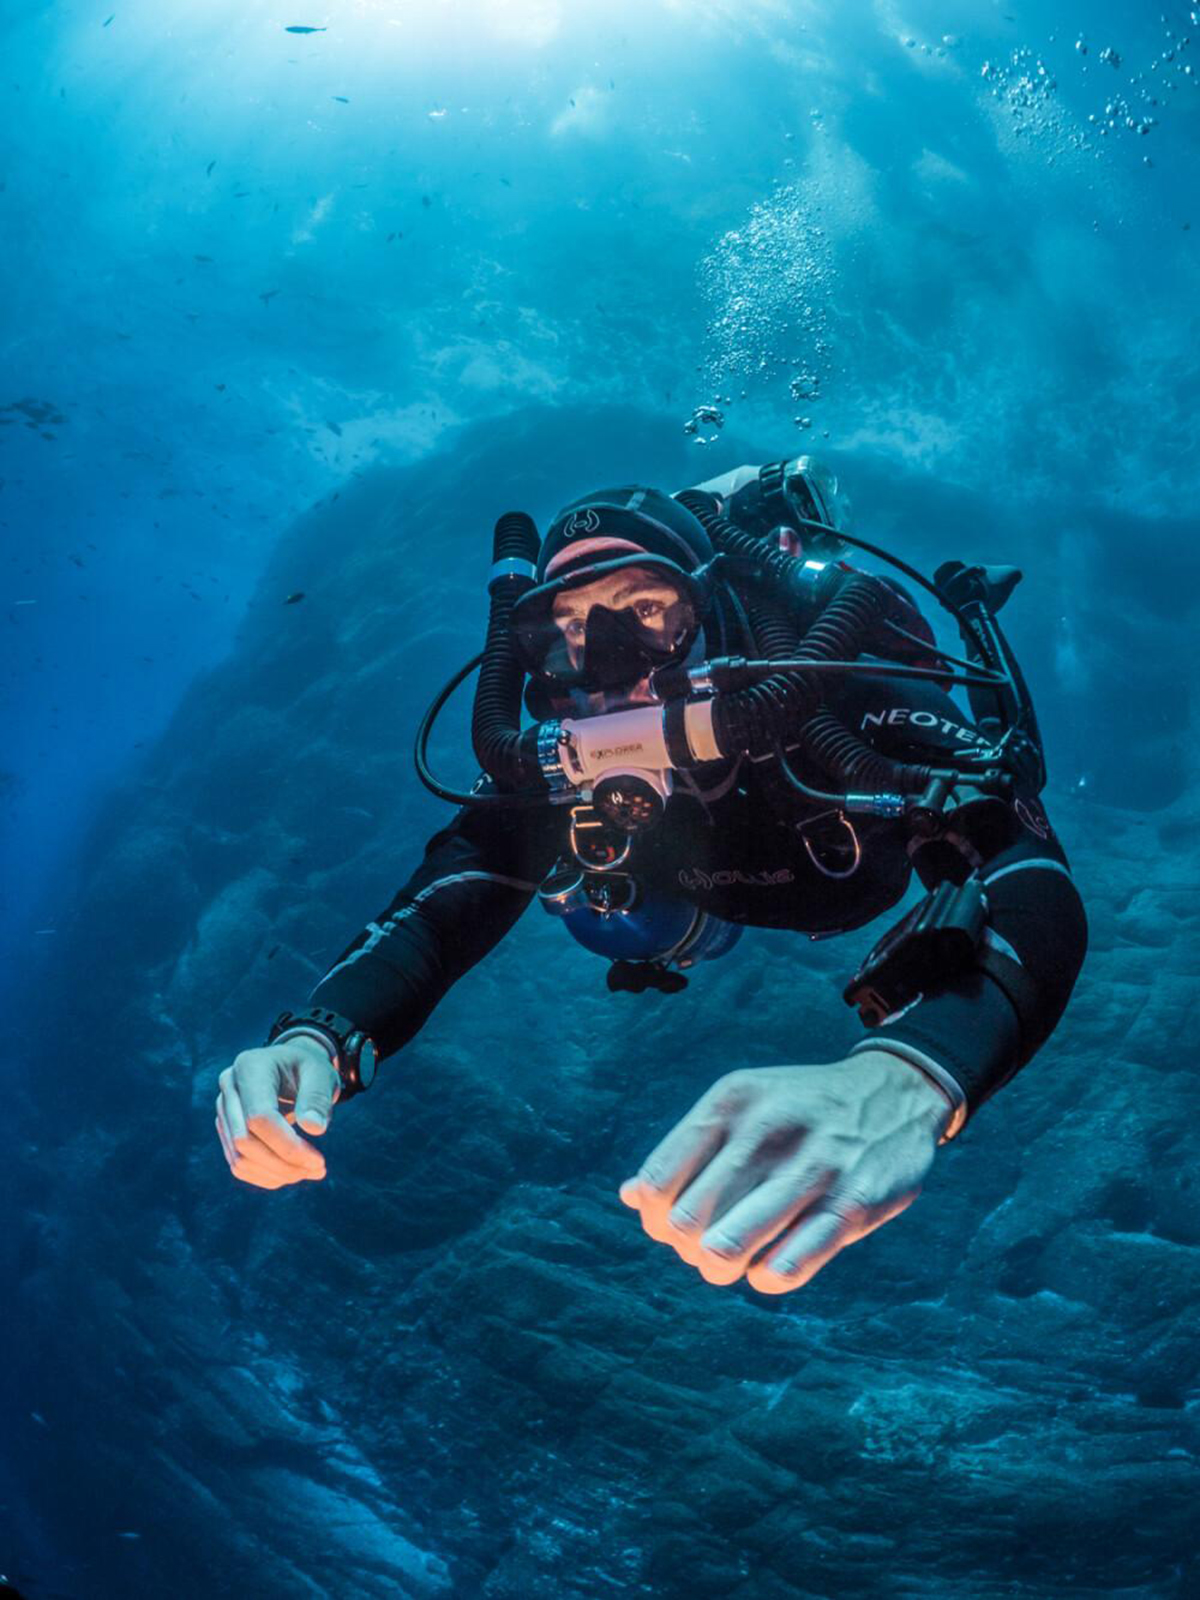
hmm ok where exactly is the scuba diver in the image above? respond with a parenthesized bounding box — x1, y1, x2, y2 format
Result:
(215, 458, 1087, 1295)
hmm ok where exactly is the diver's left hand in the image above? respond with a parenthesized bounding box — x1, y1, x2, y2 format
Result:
(619, 1051, 951, 1294)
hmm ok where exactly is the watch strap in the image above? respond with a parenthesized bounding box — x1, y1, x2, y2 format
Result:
(267, 1007, 376, 1098)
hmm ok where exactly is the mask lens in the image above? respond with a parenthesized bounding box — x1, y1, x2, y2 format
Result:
(511, 557, 702, 686)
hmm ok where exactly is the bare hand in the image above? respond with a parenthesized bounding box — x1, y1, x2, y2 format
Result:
(215, 1037, 341, 1190)
(619, 1051, 951, 1294)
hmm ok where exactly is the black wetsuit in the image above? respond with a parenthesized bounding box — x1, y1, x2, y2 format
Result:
(303, 621, 1088, 1138)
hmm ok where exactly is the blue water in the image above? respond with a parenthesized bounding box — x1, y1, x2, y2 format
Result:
(3, 1, 1196, 971)
(2, 4, 1198, 1597)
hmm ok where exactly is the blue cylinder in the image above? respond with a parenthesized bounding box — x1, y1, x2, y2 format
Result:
(547, 880, 742, 970)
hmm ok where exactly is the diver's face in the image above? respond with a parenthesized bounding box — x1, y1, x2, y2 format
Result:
(550, 564, 693, 673)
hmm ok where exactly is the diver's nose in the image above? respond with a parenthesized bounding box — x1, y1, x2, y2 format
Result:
(582, 604, 640, 689)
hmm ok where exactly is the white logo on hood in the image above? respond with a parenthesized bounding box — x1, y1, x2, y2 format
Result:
(564, 508, 602, 536)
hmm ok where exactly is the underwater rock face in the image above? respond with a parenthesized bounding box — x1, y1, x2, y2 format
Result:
(5, 407, 1199, 1599)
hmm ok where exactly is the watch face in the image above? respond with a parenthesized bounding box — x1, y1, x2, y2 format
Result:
(357, 1038, 378, 1090)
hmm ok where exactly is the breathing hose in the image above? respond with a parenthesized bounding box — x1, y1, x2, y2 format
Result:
(675, 488, 936, 797)
(470, 511, 547, 793)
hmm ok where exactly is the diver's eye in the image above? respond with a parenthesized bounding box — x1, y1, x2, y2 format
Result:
(563, 617, 586, 641)
(633, 599, 666, 621)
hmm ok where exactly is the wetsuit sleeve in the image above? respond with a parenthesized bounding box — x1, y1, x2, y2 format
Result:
(839, 670, 1088, 1137)
(302, 800, 561, 1061)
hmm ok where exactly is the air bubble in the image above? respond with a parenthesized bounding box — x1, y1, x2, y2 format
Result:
(692, 184, 836, 442)
(683, 403, 725, 443)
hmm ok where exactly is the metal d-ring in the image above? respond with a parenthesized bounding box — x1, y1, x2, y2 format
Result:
(801, 810, 863, 879)
(568, 805, 633, 872)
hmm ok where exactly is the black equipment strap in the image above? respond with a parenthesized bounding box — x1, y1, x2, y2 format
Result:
(975, 941, 1042, 1057)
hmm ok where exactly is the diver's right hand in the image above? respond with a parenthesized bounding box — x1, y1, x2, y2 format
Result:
(215, 1037, 340, 1189)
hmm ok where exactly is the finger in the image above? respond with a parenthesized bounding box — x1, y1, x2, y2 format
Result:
(671, 1128, 824, 1239)
(292, 1052, 338, 1135)
(622, 1133, 729, 1265)
(746, 1206, 859, 1294)
(662, 1132, 764, 1254)
(238, 1071, 326, 1175)
(746, 1187, 917, 1294)
(215, 1104, 239, 1170)
(220, 1070, 250, 1144)
(620, 1116, 727, 1218)
(216, 1096, 272, 1176)
(621, 1071, 761, 1213)
(215, 1111, 290, 1188)
(222, 1074, 324, 1181)
(696, 1160, 839, 1285)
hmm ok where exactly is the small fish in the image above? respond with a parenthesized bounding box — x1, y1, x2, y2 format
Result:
(500, 177, 511, 187)
(333, 95, 349, 103)
(205, 160, 216, 176)
(259, 288, 279, 305)
(215, 383, 226, 391)
(421, 194, 432, 207)
(11, 599, 35, 605)
(266, 944, 280, 960)
(103, 13, 115, 24)
(285, 591, 305, 604)
(285, 24, 326, 33)
(33, 928, 57, 936)
(324, 419, 342, 436)
(30, 1412, 47, 1426)
(117, 1531, 141, 1541)
(194, 254, 214, 262)
(68, 554, 84, 567)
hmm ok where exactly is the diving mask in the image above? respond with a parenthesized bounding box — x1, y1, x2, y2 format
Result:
(510, 552, 709, 692)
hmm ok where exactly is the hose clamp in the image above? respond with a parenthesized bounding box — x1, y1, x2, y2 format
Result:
(488, 557, 538, 595)
(537, 720, 571, 791)
(844, 791, 906, 817)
